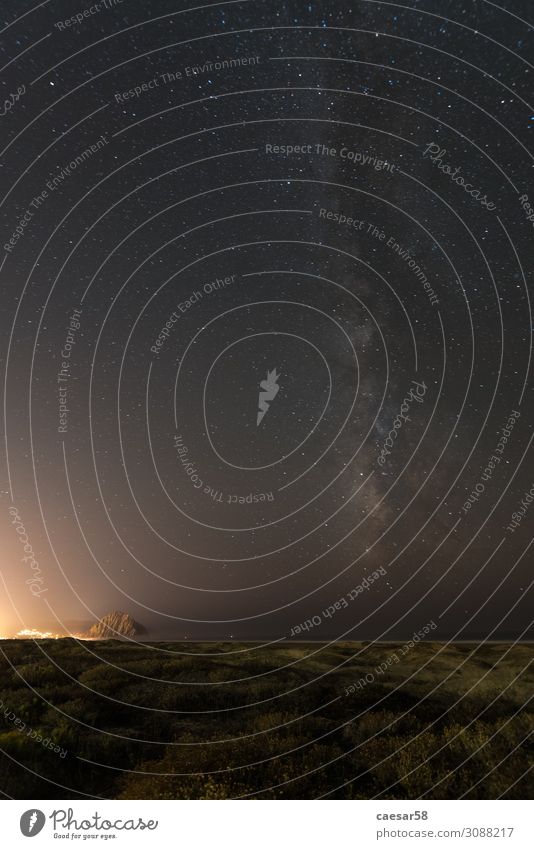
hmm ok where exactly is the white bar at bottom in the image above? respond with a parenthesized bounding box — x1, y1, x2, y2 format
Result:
(2, 799, 531, 848)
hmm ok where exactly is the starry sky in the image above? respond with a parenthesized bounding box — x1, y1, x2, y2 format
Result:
(1, 0, 533, 641)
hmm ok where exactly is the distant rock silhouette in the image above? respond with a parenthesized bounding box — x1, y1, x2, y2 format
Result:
(84, 611, 147, 640)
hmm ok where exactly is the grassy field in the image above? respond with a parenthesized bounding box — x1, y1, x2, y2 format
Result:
(0, 639, 532, 799)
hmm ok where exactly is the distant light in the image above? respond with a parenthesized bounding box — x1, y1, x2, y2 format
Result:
(14, 628, 63, 639)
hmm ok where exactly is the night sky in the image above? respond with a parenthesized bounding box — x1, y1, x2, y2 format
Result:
(1, 0, 533, 641)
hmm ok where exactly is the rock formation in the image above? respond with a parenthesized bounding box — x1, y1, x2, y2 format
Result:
(84, 611, 146, 640)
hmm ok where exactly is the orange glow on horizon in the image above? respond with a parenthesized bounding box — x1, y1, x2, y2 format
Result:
(15, 628, 62, 639)
(4, 628, 90, 640)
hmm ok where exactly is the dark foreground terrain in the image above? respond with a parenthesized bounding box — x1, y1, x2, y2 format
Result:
(0, 640, 532, 799)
